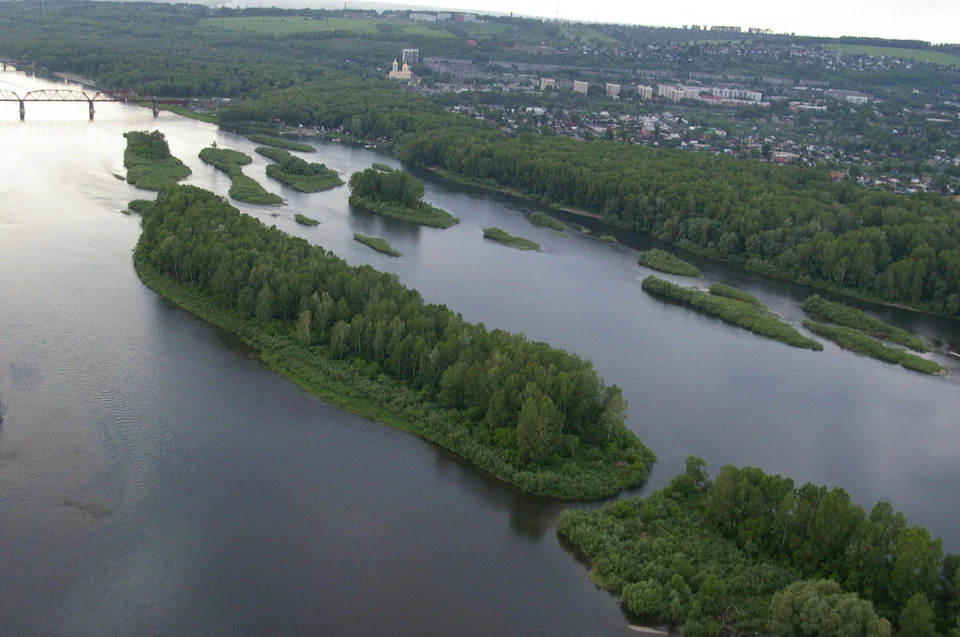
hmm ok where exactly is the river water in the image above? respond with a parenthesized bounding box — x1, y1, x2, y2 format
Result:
(1, 72, 958, 636)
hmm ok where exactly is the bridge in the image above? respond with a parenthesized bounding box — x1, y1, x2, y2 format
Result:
(0, 89, 188, 120)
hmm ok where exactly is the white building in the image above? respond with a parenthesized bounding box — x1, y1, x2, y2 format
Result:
(637, 85, 654, 100)
(436, 12, 452, 21)
(605, 83, 621, 98)
(409, 12, 436, 22)
(573, 80, 589, 95)
(540, 78, 556, 90)
(658, 85, 700, 102)
(402, 49, 419, 66)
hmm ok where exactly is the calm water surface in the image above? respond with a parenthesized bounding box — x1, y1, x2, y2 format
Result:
(1, 72, 958, 636)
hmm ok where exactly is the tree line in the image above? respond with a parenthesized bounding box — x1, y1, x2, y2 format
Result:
(217, 78, 960, 318)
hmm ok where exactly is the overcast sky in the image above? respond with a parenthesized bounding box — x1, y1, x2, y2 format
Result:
(340, 0, 960, 44)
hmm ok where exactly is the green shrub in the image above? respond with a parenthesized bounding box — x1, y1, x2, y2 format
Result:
(294, 213, 320, 226)
(528, 211, 565, 231)
(245, 134, 315, 152)
(639, 249, 702, 277)
(802, 295, 930, 352)
(708, 284, 763, 307)
(803, 320, 943, 374)
(353, 233, 401, 256)
(643, 276, 822, 350)
(483, 227, 541, 251)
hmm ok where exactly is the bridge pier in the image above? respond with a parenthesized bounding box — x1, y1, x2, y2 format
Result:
(152, 101, 159, 117)
(88, 100, 94, 120)
(19, 100, 25, 121)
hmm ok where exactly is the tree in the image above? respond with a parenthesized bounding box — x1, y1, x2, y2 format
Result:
(771, 579, 892, 637)
(890, 526, 943, 609)
(516, 389, 563, 465)
(899, 593, 937, 637)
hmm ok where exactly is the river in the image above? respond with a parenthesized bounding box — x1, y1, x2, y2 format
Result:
(1, 71, 958, 636)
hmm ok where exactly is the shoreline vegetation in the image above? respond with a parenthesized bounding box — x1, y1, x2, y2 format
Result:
(294, 213, 319, 226)
(126, 199, 154, 214)
(558, 458, 952, 637)
(371, 162, 393, 173)
(638, 249, 702, 277)
(122, 130, 191, 191)
(483, 227, 541, 251)
(348, 168, 458, 228)
(255, 146, 343, 192)
(528, 211, 565, 231)
(642, 276, 823, 350)
(133, 185, 655, 499)
(198, 145, 283, 205)
(245, 134, 315, 153)
(353, 233, 401, 257)
(803, 320, 944, 374)
(802, 295, 930, 352)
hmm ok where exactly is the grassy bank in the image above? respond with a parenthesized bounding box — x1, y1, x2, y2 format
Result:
(122, 130, 191, 191)
(159, 105, 219, 124)
(643, 276, 823, 350)
(639, 249, 702, 277)
(246, 134, 315, 153)
(294, 213, 320, 226)
(803, 320, 944, 374)
(199, 146, 283, 205)
(483, 227, 541, 251)
(802, 295, 930, 352)
(255, 146, 343, 193)
(353, 233, 401, 257)
(528, 211, 565, 231)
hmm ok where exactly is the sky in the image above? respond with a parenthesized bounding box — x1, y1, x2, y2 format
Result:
(250, 0, 960, 44)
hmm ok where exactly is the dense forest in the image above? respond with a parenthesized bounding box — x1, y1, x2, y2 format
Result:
(558, 459, 960, 637)
(218, 79, 960, 317)
(133, 185, 655, 498)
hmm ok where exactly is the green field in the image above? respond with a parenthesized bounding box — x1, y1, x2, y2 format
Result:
(199, 16, 455, 39)
(827, 44, 960, 66)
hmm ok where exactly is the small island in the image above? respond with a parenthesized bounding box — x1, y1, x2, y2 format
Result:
(122, 130, 191, 191)
(294, 213, 320, 226)
(348, 168, 459, 228)
(255, 146, 343, 193)
(483, 227, 541, 251)
(371, 162, 393, 173)
(802, 295, 930, 352)
(642, 276, 822, 350)
(803, 320, 944, 374)
(245, 134, 315, 153)
(199, 146, 283, 205)
(638, 249, 702, 277)
(353, 233, 401, 257)
(528, 211, 565, 231)
(599, 235, 617, 243)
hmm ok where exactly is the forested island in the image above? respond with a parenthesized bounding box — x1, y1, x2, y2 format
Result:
(133, 185, 654, 499)
(528, 212, 566, 231)
(559, 458, 960, 637)
(123, 131, 191, 191)
(198, 145, 283, 205)
(642, 276, 823, 350)
(348, 167, 459, 228)
(255, 146, 343, 193)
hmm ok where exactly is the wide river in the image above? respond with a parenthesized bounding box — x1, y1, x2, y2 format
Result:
(1, 72, 958, 636)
